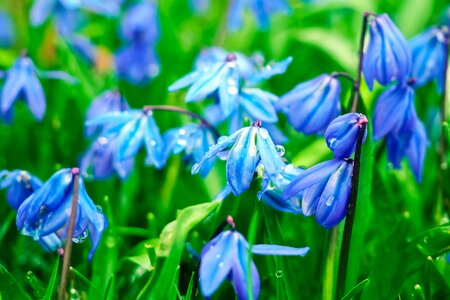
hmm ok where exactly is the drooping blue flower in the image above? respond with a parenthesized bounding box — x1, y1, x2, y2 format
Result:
(0, 54, 76, 122)
(283, 159, 353, 228)
(0, 170, 43, 210)
(373, 81, 416, 140)
(119, 1, 158, 43)
(0, 10, 14, 48)
(80, 135, 135, 180)
(363, 14, 411, 90)
(258, 164, 303, 214)
(192, 121, 286, 196)
(387, 117, 428, 182)
(200, 217, 309, 300)
(16, 168, 108, 260)
(163, 123, 217, 177)
(85, 108, 166, 172)
(275, 74, 341, 135)
(85, 90, 130, 137)
(227, 0, 290, 32)
(325, 113, 368, 159)
(115, 41, 160, 84)
(410, 26, 449, 93)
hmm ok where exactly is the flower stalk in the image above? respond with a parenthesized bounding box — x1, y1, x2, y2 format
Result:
(58, 169, 80, 300)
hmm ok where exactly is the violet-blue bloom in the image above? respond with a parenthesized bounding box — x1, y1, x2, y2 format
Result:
(16, 168, 108, 260)
(192, 122, 286, 196)
(363, 14, 412, 90)
(275, 74, 341, 135)
(387, 117, 428, 182)
(227, 0, 290, 31)
(200, 220, 309, 299)
(163, 123, 216, 177)
(373, 81, 416, 140)
(0, 170, 43, 210)
(283, 159, 353, 228)
(85, 108, 166, 171)
(0, 55, 76, 121)
(119, 1, 158, 43)
(410, 26, 449, 93)
(325, 113, 368, 159)
(0, 10, 14, 48)
(85, 90, 130, 137)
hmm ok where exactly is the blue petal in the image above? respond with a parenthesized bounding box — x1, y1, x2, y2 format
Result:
(256, 127, 285, 186)
(143, 113, 166, 169)
(301, 179, 328, 216)
(240, 88, 278, 123)
(30, 0, 54, 26)
(1, 61, 26, 117)
(23, 72, 46, 120)
(115, 117, 145, 163)
(219, 62, 240, 117)
(406, 119, 428, 182)
(252, 244, 310, 256)
(168, 70, 202, 92)
(186, 63, 224, 102)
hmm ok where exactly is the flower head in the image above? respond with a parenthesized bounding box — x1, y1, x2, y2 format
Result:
(410, 26, 449, 93)
(283, 159, 353, 228)
(325, 113, 368, 159)
(85, 108, 166, 172)
(120, 1, 158, 43)
(163, 123, 217, 177)
(275, 74, 341, 135)
(16, 168, 108, 260)
(0, 10, 14, 48)
(0, 54, 76, 122)
(373, 81, 416, 140)
(200, 217, 309, 299)
(363, 14, 411, 90)
(0, 170, 43, 210)
(192, 122, 286, 196)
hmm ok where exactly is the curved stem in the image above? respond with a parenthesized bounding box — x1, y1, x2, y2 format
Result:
(58, 171, 80, 300)
(336, 123, 367, 298)
(143, 105, 220, 139)
(331, 72, 355, 84)
(351, 12, 370, 113)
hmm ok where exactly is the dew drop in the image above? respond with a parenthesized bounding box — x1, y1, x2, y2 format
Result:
(179, 128, 186, 135)
(275, 270, 283, 278)
(275, 145, 285, 156)
(325, 196, 334, 206)
(218, 262, 224, 268)
(73, 230, 88, 244)
(328, 137, 337, 148)
(228, 86, 238, 95)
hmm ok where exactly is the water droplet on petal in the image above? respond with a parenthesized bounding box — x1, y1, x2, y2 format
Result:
(275, 145, 285, 156)
(275, 270, 283, 278)
(228, 86, 238, 95)
(325, 196, 334, 206)
(73, 230, 88, 244)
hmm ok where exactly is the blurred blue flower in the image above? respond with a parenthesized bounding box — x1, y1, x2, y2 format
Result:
(85, 90, 129, 137)
(0, 10, 14, 48)
(275, 74, 341, 135)
(0, 170, 43, 210)
(163, 123, 217, 177)
(325, 113, 368, 159)
(410, 26, 449, 93)
(85, 108, 166, 172)
(115, 41, 160, 84)
(16, 168, 108, 260)
(190, 0, 209, 13)
(66, 34, 98, 65)
(373, 81, 416, 140)
(119, 1, 158, 43)
(258, 164, 303, 214)
(363, 14, 411, 90)
(227, 0, 290, 31)
(0, 54, 76, 122)
(200, 219, 309, 299)
(387, 117, 428, 182)
(81, 135, 135, 180)
(192, 121, 286, 196)
(283, 159, 353, 228)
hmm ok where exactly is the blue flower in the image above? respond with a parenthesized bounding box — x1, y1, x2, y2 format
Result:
(283, 159, 353, 228)
(85, 108, 166, 172)
(163, 123, 217, 177)
(387, 117, 428, 182)
(373, 81, 416, 140)
(192, 122, 286, 196)
(410, 26, 449, 93)
(363, 14, 411, 90)
(0, 54, 76, 122)
(115, 41, 160, 84)
(325, 113, 368, 159)
(119, 1, 158, 43)
(65, 34, 98, 65)
(227, 0, 290, 31)
(258, 164, 303, 214)
(200, 218, 309, 299)
(275, 74, 341, 135)
(0, 170, 43, 210)
(16, 168, 108, 260)
(85, 90, 130, 137)
(0, 10, 14, 48)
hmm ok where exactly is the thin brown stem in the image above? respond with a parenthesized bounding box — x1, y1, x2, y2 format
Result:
(58, 169, 80, 300)
(351, 13, 370, 113)
(143, 105, 220, 139)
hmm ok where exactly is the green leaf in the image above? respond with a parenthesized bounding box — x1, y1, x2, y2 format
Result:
(0, 265, 32, 300)
(43, 257, 60, 300)
(397, 0, 434, 37)
(412, 224, 450, 258)
(138, 201, 220, 300)
(341, 279, 369, 300)
(185, 272, 195, 300)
